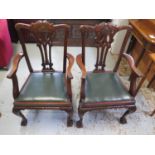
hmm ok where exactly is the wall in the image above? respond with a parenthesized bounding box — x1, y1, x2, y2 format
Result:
(111, 19, 129, 54)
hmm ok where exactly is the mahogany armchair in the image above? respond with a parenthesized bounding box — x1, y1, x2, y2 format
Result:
(7, 21, 74, 127)
(76, 23, 142, 128)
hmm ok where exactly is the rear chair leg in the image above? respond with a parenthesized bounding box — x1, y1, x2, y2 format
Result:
(12, 108, 27, 126)
(76, 109, 85, 128)
(66, 109, 73, 127)
(120, 106, 137, 124)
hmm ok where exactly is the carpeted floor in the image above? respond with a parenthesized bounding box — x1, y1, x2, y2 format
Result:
(0, 44, 155, 135)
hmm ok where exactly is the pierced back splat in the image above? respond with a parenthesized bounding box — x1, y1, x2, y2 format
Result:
(94, 23, 118, 70)
(15, 20, 70, 73)
(30, 21, 56, 71)
(80, 23, 132, 72)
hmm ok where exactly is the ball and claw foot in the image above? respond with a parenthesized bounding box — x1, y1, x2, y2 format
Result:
(21, 118, 27, 126)
(66, 110, 73, 127)
(119, 107, 136, 124)
(120, 117, 127, 124)
(76, 110, 84, 128)
(76, 120, 83, 128)
(13, 108, 28, 126)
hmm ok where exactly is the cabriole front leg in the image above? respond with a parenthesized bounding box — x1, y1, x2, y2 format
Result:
(12, 107, 27, 126)
(76, 108, 85, 128)
(120, 106, 137, 124)
(65, 109, 73, 127)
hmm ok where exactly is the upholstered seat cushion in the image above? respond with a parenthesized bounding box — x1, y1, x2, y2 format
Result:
(84, 72, 134, 103)
(15, 72, 68, 105)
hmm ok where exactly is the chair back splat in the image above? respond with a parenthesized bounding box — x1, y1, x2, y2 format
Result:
(80, 22, 132, 72)
(15, 20, 70, 73)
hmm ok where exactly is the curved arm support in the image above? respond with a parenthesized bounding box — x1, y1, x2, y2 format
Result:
(122, 53, 142, 78)
(76, 54, 87, 100)
(122, 53, 143, 96)
(66, 53, 74, 79)
(76, 54, 87, 79)
(7, 52, 24, 99)
(7, 52, 24, 79)
(66, 53, 74, 101)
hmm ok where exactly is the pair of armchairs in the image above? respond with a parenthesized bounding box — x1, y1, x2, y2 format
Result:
(7, 20, 141, 128)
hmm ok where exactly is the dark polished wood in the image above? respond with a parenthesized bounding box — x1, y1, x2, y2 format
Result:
(127, 19, 155, 89)
(7, 20, 74, 127)
(8, 19, 111, 46)
(129, 20, 155, 53)
(76, 22, 141, 128)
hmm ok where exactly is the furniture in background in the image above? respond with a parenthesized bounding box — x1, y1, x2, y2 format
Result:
(0, 19, 13, 68)
(8, 19, 111, 46)
(76, 23, 141, 128)
(148, 53, 155, 88)
(7, 20, 74, 127)
(127, 19, 155, 90)
(139, 53, 155, 116)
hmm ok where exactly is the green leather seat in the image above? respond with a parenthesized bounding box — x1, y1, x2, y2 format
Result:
(15, 72, 69, 107)
(84, 72, 134, 103)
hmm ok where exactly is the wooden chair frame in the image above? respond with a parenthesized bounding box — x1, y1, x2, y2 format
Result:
(7, 20, 74, 127)
(76, 23, 142, 128)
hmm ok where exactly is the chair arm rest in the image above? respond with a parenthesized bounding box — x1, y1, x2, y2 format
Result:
(7, 52, 24, 79)
(76, 54, 87, 79)
(66, 53, 74, 79)
(122, 53, 143, 78)
(122, 53, 143, 96)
